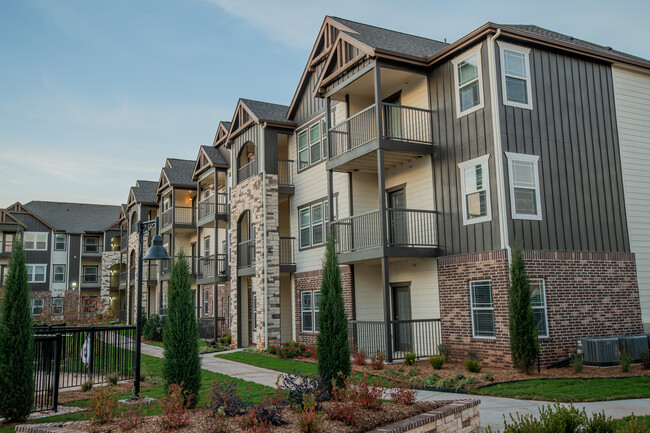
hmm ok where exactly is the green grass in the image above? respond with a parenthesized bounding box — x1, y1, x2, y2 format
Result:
(217, 351, 319, 377)
(473, 376, 650, 402)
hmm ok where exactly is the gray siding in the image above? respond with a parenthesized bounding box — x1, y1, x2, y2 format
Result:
(497, 44, 629, 252)
(264, 127, 279, 175)
(293, 62, 327, 125)
(69, 235, 81, 285)
(13, 213, 52, 291)
(429, 43, 500, 256)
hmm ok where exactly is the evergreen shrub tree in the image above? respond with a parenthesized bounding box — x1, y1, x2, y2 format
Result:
(317, 235, 350, 389)
(508, 247, 540, 374)
(0, 239, 35, 420)
(163, 251, 201, 407)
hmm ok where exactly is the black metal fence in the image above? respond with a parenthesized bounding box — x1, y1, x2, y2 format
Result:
(33, 334, 61, 412)
(197, 317, 227, 340)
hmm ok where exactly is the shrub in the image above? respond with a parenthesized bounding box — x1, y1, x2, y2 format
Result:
(464, 354, 481, 373)
(508, 247, 540, 374)
(207, 380, 251, 417)
(117, 403, 144, 431)
(163, 252, 201, 407)
(582, 411, 617, 433)
(404, 351, 416, 366)
(352, 346, 367, 366)
(82, 380, 94, 392)
(89, 386, 117, 423)
(160, 383, 190, 430)
(107, 372, 119, 386)
(641, 350, 650, 370)
(572, 353, 584, 373)
(249, 397, 287, 427)
(143, 314, 165, 342)
(280, 374, 328, 409)
(389, 381, 417, 405)
(297, 394, 322, 433)
(429, 354, 446, 369)
(481, 373, 494, 382)
(620, 344, 632, 373)
(437, 344, 450, 361)
(619, 414, 649, 433)
(140, 368, 148, 383)
(317, 235, 351, 390)
(220, 333, 232, 346)
(501, 403, 616, 433)
(370, 350, 385, 370)
(0, 240, 35, 421)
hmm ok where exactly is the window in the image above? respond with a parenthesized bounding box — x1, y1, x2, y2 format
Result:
(301, 290, 321, 333)
(203, 289, 209, 315)
(27, 265, 46, 283)
(84, 237, 99, 253)
(299, 208, 310, 248)
(52, 298, 63, 315)
(162, 198, 171, 212)
(452, 44, 484, 117)
(204, 236, 211, 257)
(228, 296, 232, 328)
(83, 266, 98, 283)
(53, 265, 66, 283)
(162, 292, 168, 310)
(505, 152, 542, 220)
(499, 42, 533, 109)
(311, 204, 324, 246)
(83, 297, 97, 313)
(530, 279, 549, 338)
(24, 232, 48, 250)
(470, 280, 495, 338)
(298, 198, 335, 249)
(297, 117, 327, 170)
(54, 233, 66, 251)
(32, 299, 44, 316)
(458, 154, 491, 225)
(2, 233, 14, 253)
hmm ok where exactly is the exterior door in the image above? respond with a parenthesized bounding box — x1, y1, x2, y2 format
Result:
(388, 189, 408, 245)
(392, 285, 412, 352)
(383, 92, 402, 140)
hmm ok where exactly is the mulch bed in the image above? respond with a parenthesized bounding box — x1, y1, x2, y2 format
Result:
(58, 380, 159, 404)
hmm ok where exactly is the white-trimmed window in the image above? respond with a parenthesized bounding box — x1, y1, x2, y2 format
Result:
(83, 266, 98, 283)
(505, 152, 542, 220)
(470, 280, 495, 338)
(204, 236, 211, 257)
(32, 298, 44, 316)
(54, 233, 66, 251)
(301, 290, 321, 333)
(84, 236, 99, 253)
(298, 198, 335, 250)
(203, 288, 209, 315)
(499, 42, 533, 109)
(297, 117, 327, 170)
(53, 265, 66, 283)
(458, 154, 491, 225)
(530, 279, 549, 338)
(27, 264, 47, 283)
(24, 232, 48, 250)
(52, 298, 64, 316)
(452, 44, 484, 117)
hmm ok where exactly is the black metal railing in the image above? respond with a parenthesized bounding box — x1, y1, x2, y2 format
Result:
(280, 237, 295, 265)
(330, 104, 377, 158)
(82, 244, 102, 254)
(33, 334, 61, 412)
(198, 195, 215, 220)
(238, 240, 255, 268)
(34, 325, 136, 390)
(278, 159, 294, 187)
(161, 256, 197, 277)
(198, 254, 227, 279)
(238, 160, 257, 183)
(161, 208, 173, 228)
(174, 206, 195, 225)
(348, 318, 442, 360)
(332, 208, 437, 253)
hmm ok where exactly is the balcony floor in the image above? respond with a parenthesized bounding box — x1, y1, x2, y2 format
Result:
(327, 138, 432, 173)
(337, 245, 439, 264)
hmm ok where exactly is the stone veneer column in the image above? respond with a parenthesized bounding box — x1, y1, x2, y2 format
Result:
(100, 251, 122, 315)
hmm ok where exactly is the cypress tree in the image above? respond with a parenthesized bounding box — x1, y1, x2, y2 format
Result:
(162, 251, 201, 407)
(0, 239, 35, 420)
(508, 247, 540, 374)
(317, 235, 350, 390)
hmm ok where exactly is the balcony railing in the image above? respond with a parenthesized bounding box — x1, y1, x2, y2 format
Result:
(161, 206, 196, 229)
(348, 318, 442, 361)
(198, 193, 228, 220)
(329, 103, 433, 158)
(161, 256, 197, 278)
(278, 159, 294, 187)
(279, 237, 295, 265)
(238, 160, 257, 183)
(82, 244, 102, 254)
(198, 254, 227, 279)
(331, 208, 437, 254)
(81, 274, 99, 285)
(237, 240, 255, 268)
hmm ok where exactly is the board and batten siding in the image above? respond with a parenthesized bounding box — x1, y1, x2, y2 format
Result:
(497, 43, 629, 253)
(612, 65, 650, 331)
(429, 42, 500, 256)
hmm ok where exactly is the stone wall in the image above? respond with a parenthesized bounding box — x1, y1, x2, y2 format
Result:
(100, 251, 121, 315)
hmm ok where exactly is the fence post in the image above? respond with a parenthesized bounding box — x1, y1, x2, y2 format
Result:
(88, 327, 94, 378)
(53, 334, 62, 412)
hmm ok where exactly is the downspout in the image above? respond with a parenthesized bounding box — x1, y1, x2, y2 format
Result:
(486, 29, 512, 266)
(261, 121, 269, 349)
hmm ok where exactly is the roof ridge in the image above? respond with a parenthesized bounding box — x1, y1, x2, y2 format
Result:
(26, 200, 120, 208)
(241, 98, 290, 109)
(329, 16, 447, 46)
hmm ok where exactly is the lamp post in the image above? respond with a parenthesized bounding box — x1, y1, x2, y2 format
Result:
(134, 217, 170, 397)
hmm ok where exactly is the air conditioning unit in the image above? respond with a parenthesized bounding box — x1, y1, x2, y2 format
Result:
(580, 337, 619, 366)
(615, 335, 649, 361)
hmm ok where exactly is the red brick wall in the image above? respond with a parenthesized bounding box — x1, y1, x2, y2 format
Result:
(295, 266, 354, 346)
(438, 250, 643, 367)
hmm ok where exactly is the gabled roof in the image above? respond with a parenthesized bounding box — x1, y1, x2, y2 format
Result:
(227, 99, 295, 145)
(5, 202, 54, 231)
(24, 201, 121, 234)
(192, 145, 229, 181)
(127, 180, 158, 209)
(118, 204, 127, 223)
(157, 158, 196, 197)
(212, 121, 231, 147)
(0, 208, 27, 230)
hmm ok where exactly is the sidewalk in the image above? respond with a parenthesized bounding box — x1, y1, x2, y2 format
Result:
(140, 342, 650, 430)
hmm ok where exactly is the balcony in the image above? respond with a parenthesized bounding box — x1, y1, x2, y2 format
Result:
(279, 237, 295, 273)
(237, 240, 255, 274)
(327, 102, 433, 172)
(197, 193, 228, 226)
(331, 208, 438, 262)
(197, 254, 227, 283)
(278, 159, 295, 195)
(238, 160, 257, 183)
(82, 244, 103, 257)
(161, 256, 197, 280)
(161, 206, 196, 232)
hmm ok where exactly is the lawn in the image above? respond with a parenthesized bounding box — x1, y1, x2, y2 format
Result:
(473, 376, 650, 402)
(217, 351, 318, 376)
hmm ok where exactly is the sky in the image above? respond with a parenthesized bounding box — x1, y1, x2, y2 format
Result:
(1, 0, 649, 207)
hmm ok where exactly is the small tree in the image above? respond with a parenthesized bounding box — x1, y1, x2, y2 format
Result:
(508, 247, 540, 373)
(0, 239, 35, 420)
(163, 251, 201, 407)
(317, 235, 350, 389)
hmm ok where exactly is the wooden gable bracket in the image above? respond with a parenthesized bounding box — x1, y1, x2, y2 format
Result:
(227, 101, 259, 146)
(213, 122, 229, 147)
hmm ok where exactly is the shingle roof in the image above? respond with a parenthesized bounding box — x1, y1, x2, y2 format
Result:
(201, 146, 229, 167)
(24, 201, 121, 234)
(499, 24, 650, 67)
(331, 16, 448, 59)
(163, 159, 196, 187)
(132, 180, 158, 204)
(241, 99, 291, 124)
(221, 121, 232, 130)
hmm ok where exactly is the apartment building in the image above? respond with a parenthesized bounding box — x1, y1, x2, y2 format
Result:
(0, 201, 122, 320)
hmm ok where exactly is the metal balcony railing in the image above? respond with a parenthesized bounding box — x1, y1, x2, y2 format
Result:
(278, 159, 294, 187)
(160, 256, 197, 278)
(279, 237, 295, 265)
(198, 254, 227, 279)
(198, 193, 228, 220)
(81, 274, 99, 285)
(161, 206, 196, 229)
(237, 240, 255, 268)
(82, 244, 102, 254)
(238, 160, 257, 183)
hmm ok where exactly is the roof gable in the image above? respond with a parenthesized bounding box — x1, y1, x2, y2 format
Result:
(0, 208, 26, 228)
(226, 99, 294, 146)
(5, 202, 54, 230)
(192, 146, 229, 180)
(212, 121, 231, 147)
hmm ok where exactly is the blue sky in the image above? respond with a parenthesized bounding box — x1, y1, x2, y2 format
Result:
(1, 0, 649, 207)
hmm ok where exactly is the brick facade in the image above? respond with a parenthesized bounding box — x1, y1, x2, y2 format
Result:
(438, 249, 643, 367)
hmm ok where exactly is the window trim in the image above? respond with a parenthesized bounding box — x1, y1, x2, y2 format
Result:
(458, 154, 492, 225)
(204, 236, 211, 257)
(469, 280, 496, 339)
(24, 232, 48, 251)
(53, 265, 66, 283)
(52, 297, 64, 316)
(54, 233, 66, 251)
(32, 298, 44, 316)
(301, 290, 320, 333)
(203, 288, 209, 315)
(498, 41, 533, 110)
(505, 152, 542, 220)
(296, 116, 327, 173)
(451, 44, 485, 118)
(83, 265, 99, 283)
(298, 197, 337, 251)
(27, 264, 47, 283)
(530, 278, 549, 338)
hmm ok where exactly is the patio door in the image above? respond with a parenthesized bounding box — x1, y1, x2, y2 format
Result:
(388, 188, 408, 245)
(383, 91, 402, 140)
(392, 285, 412, 353)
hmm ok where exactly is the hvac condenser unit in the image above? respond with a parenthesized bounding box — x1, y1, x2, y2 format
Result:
(580, 337, 620, 366)
(614, 335, 649, 361)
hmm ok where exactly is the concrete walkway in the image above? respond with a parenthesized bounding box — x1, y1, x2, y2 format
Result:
(139, 342, 650, 430)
